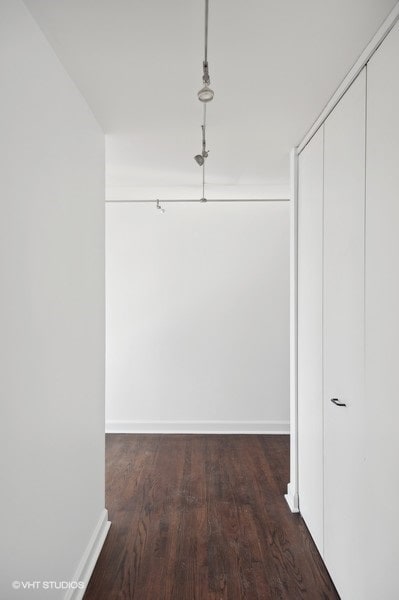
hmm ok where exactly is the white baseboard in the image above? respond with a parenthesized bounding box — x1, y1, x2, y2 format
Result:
(284, 482, 299, 513)
(106, 420, 289, 434)
(64, 508, 111, 600)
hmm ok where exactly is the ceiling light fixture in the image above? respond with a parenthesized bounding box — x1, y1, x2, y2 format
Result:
(194, 124, 209, 166)
(194, 1, 213, 201)
(198, 0, 214, 103)
(198, 84, 214, 103)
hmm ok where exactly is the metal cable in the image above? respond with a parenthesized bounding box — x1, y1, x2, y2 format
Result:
(201, 1, 209, 200)
(204, 0, 209, 63)
(202, 102, 207, 199)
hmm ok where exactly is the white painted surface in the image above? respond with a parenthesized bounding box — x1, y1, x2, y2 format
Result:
(323, 69, 366, 600)
(297, 127, 324, 553)
(285, 148, 299, 512)
(365, 20, 399, 598)
(23, 0, 397, 199)
(106, 202, 289, 432)
(0, 2, 106, 598)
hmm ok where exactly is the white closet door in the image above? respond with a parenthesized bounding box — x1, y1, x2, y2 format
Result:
(297, 126, 324, 554)
(323, 69, 366, 600)
(365, 21, 399, 599)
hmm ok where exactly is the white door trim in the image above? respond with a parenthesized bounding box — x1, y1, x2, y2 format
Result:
(285, 147, 299, 512)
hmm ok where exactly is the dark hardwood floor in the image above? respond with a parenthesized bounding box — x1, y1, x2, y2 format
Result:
(84, 434, 338, 599)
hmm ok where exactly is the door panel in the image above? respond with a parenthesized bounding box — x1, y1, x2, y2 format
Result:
(297, 126, 324, 554)
(323, 69, 366, 600)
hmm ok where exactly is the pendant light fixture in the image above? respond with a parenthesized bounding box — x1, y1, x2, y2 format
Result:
(197, 85, 214, 102)
(194, 0, 214, 201)
(198, 0, 214, 103)
(115, 1, 286, 207)
(194, 125, 209, 166)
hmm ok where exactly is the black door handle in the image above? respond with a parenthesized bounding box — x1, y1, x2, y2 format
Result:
(330, 398, 346, 407)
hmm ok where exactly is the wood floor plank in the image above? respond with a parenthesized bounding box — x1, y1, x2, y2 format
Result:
(84, 434, 339, 600)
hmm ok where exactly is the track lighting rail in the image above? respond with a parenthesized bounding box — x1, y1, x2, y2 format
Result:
(106, 198, 290, 204)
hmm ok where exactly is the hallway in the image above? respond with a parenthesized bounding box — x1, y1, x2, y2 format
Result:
(85, 435, 338, 599)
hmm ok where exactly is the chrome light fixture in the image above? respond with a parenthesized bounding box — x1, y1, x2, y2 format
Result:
(193, 0, 214, 201)
(197, 1, 214, 103)
(197, 84, 214, 103)
(194, 125, 209, 166)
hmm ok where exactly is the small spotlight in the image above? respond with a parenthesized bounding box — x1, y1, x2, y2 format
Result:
(194, 154, 205, 166)
(198, 84, 214, 102)
(156, 200, 165, 213)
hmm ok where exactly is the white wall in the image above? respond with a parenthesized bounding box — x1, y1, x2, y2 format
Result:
(0, 1, 106, 598)
(106, 201, 289, 433)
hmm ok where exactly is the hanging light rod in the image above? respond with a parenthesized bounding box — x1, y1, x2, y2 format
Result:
(106, 198, 290, 204)
(197, 0, 214, 103)
(193, 0, 213, 200)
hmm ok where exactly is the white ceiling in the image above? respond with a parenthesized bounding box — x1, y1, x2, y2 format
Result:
(24, 0, 397, 199)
